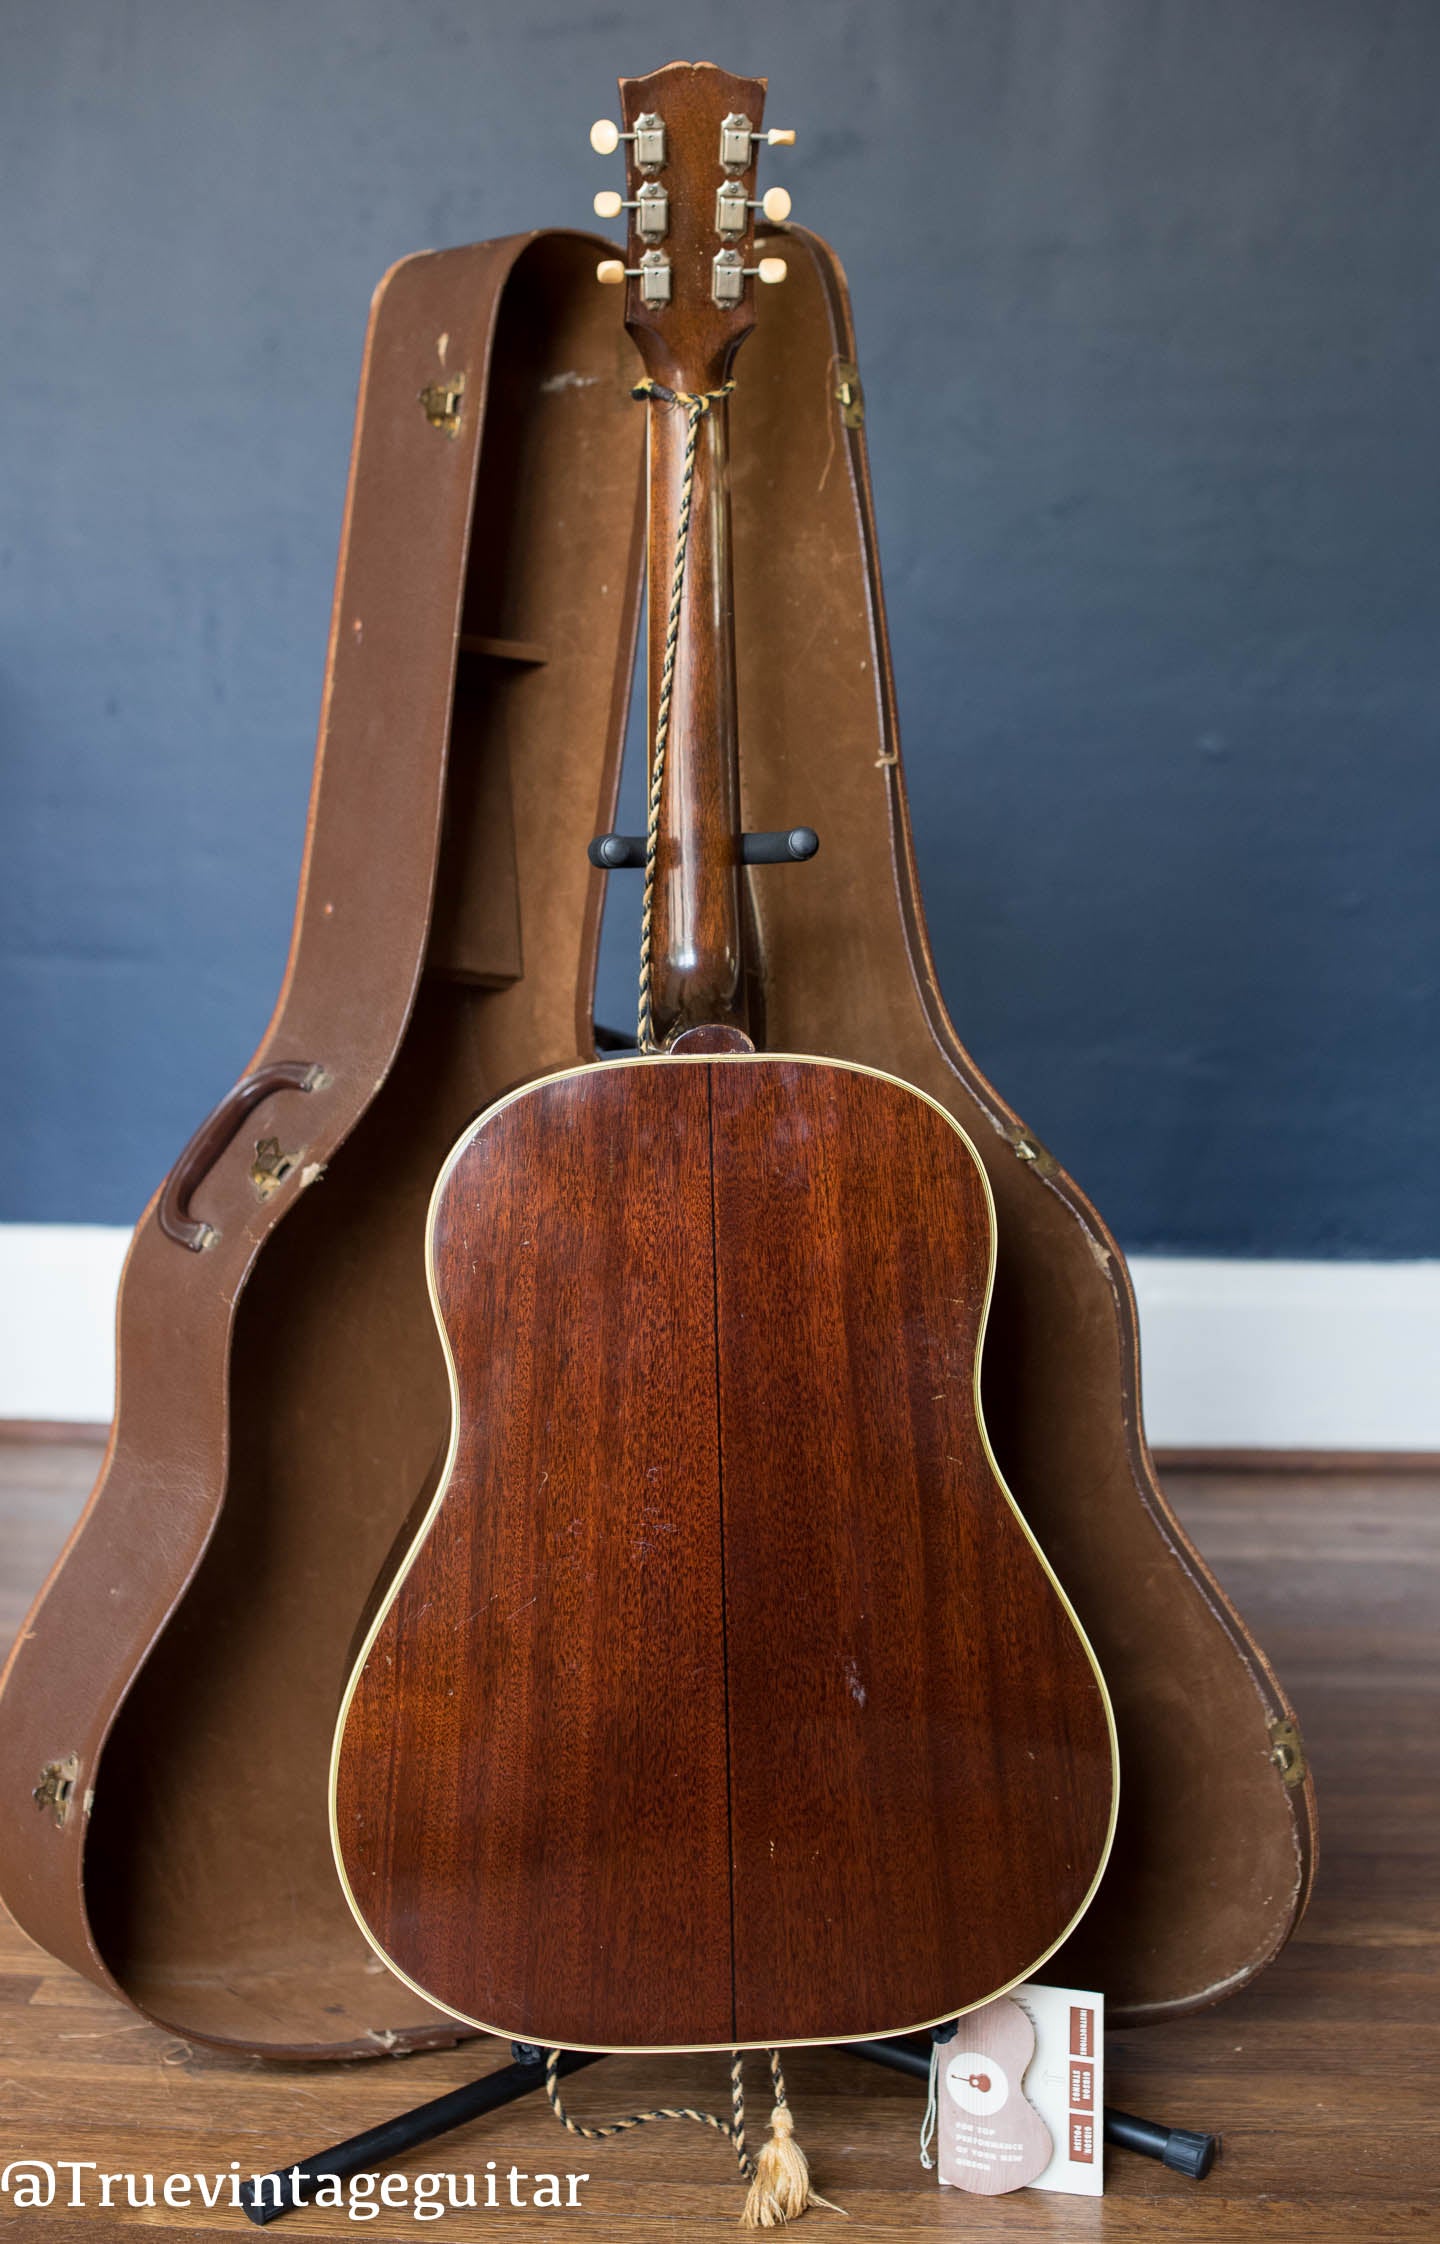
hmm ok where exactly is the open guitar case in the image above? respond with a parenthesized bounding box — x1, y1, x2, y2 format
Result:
(0, 226, 1316, 2061)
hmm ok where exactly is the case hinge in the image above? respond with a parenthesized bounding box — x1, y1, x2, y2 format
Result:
(33, 1753, 79, 1828)
(419, 372, 466, 437)
(835, 360, 865, 429)
(1269, 1716, 1308, 1788)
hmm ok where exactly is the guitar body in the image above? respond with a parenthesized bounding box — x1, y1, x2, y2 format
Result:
(332, 1053, 1115, 2049)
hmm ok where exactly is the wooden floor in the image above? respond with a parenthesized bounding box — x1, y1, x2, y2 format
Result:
(0, 1439, 1435, 2240)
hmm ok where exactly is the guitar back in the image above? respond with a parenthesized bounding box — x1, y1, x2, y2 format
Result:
(332, 1053, 1115, 2049)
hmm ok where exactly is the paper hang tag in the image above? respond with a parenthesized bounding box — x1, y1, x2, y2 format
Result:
(936, 1981, 1104, 2199)
(934, 1995, 1051, 2195)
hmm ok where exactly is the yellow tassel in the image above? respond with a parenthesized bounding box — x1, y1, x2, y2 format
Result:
(740, 2102, 844, 2229)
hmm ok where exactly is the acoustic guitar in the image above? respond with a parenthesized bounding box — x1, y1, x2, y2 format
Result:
(330, 59, 1117, 2052)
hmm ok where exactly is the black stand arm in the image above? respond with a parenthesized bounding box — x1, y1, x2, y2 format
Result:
(238, 2047, 602, 2226)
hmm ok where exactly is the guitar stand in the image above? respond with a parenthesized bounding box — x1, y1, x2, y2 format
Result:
(238, 2036, 1217, 2224)
(235, 808, 1216, 2228)
(236, 812, 1220, 2231)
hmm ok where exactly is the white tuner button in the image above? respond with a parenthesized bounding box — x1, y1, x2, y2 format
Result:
(767, 129, 797, 146)
(596, 259, 626, 285)
(590, 118, 620, 154)
(761, 187, 792, 223)
(757, 257, 788, 285)
(593, 190, 623, 219)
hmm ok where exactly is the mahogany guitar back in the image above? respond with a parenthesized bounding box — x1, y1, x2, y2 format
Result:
(332, 1055, 1115, 2049)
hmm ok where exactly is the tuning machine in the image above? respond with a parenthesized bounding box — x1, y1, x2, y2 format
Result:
(715, 179, 792, 237)
(596, 249, 672, 305)
(712, 250, 787, 306)
(593, 182, 669, 240)
(718, 113, 795, 169)
(590, 113, 666, 167)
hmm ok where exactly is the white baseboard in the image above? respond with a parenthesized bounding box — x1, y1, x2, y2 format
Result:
(1129, 1255, 1439, 1451)
(0, 1225, 1434, 1452)
(0, 1225, 132, 1426)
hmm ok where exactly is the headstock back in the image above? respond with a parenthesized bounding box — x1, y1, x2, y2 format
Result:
(593, 60, 787, 392)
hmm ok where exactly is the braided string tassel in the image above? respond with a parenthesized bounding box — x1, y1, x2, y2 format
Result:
(543, 2046, 841, 2227)
(741, 2052, 846, 2230)
(632, 376, 734, 1052)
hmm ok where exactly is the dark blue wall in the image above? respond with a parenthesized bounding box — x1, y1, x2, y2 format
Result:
(3, 1, 1435, 1253)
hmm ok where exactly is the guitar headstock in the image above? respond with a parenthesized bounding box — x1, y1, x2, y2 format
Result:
(591, 60, 793, 392)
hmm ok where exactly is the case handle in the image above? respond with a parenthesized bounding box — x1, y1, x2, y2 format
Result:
(158, 1061, 326, 1251)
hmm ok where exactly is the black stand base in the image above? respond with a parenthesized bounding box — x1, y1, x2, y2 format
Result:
(239, 2038, 1217, 2224)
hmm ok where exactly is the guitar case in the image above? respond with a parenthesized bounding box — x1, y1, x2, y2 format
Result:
(0, 226, 1315, 2059)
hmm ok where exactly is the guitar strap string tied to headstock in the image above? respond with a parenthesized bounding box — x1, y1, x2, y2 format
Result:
(575, 376, 841, 2221)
